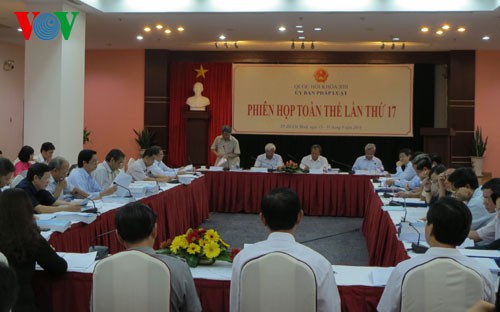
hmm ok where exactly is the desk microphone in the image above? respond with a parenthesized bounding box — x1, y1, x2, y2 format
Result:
(89, 229, 116, 260)
(73, 193, 98, 214)
(330, 159, 354, 174)
(402, 197, 408, 222)
(113, 181, 133, 198)
(409, 222, 428, 254)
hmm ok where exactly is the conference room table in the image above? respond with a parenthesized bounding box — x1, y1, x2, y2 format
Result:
(34, 171, 407, 312)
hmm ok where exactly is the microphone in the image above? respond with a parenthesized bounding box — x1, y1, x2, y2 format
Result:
(330, 159, 354, 174)
(89, 229, 116, 260)
(402, 197, 408, 223)
(113, 181, 133, 198)
(73, 193, 98, 214)
(409, 222, 428, 254)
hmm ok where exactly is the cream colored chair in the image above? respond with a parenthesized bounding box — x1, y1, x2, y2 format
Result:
(239, 252, 317, 312)
(10, 175, 24, 188)
(92, 250, 171, 312)
(401, 258, 484, 312)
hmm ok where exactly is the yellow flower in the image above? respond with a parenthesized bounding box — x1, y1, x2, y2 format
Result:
(179, 234, 189, 249)
(187, 243, 201, 255)
(199, 238, 206, 247)
(203, 241, 221, 259)
(170, 236, 182, 253)
(205, 229, 220, 242)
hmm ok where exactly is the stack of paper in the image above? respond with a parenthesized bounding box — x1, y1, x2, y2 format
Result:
(36, 219, 71, 233)
(53, 212, 97, 224)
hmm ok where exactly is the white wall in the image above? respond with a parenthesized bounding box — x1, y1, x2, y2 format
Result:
(0, 42, 24, 160)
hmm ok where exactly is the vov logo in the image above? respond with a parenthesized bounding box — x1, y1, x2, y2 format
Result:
(14, 12, 79, 40)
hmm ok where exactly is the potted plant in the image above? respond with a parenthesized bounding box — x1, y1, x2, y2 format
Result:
(133, 128, 155, 156)
(83, 127, 91, 145)
(471, 126, 488, 177)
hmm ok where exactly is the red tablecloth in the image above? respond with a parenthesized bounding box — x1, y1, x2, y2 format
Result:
(33, 272, 384, 312)
(48, 177, 209, 254)
(204, 171, 374, 216)
(361, 191, 410, 267)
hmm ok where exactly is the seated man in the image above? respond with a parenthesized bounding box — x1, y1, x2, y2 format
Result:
(92, 149, 125, 189)
(67, 150, 117, 199)
(211, 125, 240, 168)
(46, 157, 88, 200)
(421, 165, 447, 205)
(468, 179, 500, 245)
(378, 197, 495, 312)
(254, 143, 284, 169)
(352, 143, 384, 172)
(34, 142, 55, 164)
(230, 188, 340, 311)
(386, 148, 418, 189)
(448, 168, 494, 230)
(0, 157, 15, 191)
(16, 163, 81, 213)
(127, 147, 172, 182)
(300, 144, 330, 170)
(114, 202, 201, 312)
(149, 146, 185, 178)
(395, 153, 429, 199)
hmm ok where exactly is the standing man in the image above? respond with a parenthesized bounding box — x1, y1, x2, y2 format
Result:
(34, 142, 55, 164)
(230, 188, 340, 311)
(211, 125, 240, 168)
(67, 150, 117, 199)
(352, 143, 384, 172)
(114, 202, 202, 312)
(92, 149, 125, 189)
(300, 144, 330, 170)
(254, 143, 284, 169)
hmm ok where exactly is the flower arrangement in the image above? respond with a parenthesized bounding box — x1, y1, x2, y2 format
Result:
(157, 228, 240, 267)
(278, 160, 302, 174)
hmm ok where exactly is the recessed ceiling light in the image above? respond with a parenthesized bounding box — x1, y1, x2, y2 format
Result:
(421, 27, 429, 32)
(296, 25, 303, 28)
(392, 37, 400, 41)
(219, 35, 226, 40)
(314, 27, 322, 31)
(298, 36, 305, 40)
(177, 26, 185, 32)
(278, 26, 286, 32)
(17, 28, 22, 32)
(436, 30, 444, 35)
(297, 30, 304, 33)
(156, 24, 163, 30)
(457, 27, 466, 32)
(164, 29, 172, 34)
(482, 36, 490, 41)
(137, 35, 143, 40)
(442, 24, 450, 30)
(144, 27, 151, 32)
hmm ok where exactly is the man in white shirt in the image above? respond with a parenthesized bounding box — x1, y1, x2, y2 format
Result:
(47, 156, 88, 200)
(300, 144, 330, 170)
(67, 149, 117, 199)
(33, 142, 55, 165)
(148, 146, 184, 178)
(469, 178, 500, 245)
(378, 197, 495, 312)
(127, 147, 172, 182)
(352, 143, 384, 172)
(385, 148, 417, 189)
(254, 143, 284, 169)
(92, 149, 125, 189)
(230, 188, 340, 312)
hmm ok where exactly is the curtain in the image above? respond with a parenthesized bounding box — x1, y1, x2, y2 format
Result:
(168, 63, 232, 166)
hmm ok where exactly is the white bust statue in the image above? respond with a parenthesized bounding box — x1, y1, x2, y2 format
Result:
(186, 82, 210, 111)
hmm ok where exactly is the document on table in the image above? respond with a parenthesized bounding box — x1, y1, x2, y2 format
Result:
(459, 249, 500, 258)
(36, 252, 98, 273)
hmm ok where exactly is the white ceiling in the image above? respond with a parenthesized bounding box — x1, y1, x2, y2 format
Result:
(1, 0, 500, 51)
